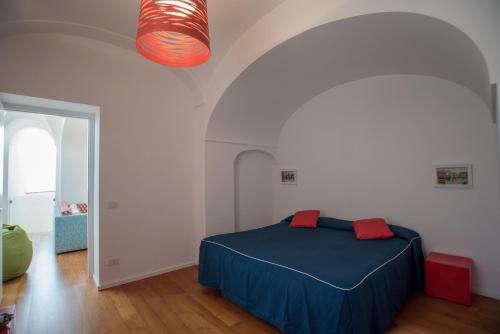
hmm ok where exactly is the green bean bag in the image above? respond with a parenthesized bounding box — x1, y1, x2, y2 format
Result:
(3, 224, 33, 281)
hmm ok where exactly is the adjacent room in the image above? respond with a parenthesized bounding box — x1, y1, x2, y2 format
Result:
(0, 1, 499, 333)
(0, 108, 90, 306)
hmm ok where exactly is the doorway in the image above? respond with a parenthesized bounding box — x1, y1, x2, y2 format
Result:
(0, 93, 99, 289)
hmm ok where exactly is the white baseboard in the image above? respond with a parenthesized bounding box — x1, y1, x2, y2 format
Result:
(473, 287, 500, 301)
(96, 261, 197, 291)
(94, 262, 499, 301)
(93, 273, 100, 289)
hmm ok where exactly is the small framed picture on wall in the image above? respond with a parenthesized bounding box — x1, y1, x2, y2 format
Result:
(281, 169, 297, 185)
(435, 164, 472, 188)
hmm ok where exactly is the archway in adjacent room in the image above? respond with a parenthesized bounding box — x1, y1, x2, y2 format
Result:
(8, 127, 56, 233)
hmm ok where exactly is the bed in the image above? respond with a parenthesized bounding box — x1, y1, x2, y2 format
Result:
(199, 216, 424, 334)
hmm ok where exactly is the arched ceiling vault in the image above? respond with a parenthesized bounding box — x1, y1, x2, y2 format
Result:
(207, 13, 491, 147)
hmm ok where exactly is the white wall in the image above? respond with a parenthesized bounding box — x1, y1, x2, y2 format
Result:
(205, 141, 275, 236)
(0, 33, 202, 287)
(235, 150, 274, 231)
(8, 133, 27, 197)
(275, 75, 500, 299)
(46, 116, 66, 204)
(9, 194, 54, 233)
(61, 118, 88, 203)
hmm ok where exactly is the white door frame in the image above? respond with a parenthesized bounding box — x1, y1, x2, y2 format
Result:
(0, 93, 100, 283)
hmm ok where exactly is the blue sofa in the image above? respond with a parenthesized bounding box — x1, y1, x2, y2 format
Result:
(54, 207, 87, 254)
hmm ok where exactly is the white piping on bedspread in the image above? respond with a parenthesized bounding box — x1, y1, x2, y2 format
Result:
(201, 236, 421, 291)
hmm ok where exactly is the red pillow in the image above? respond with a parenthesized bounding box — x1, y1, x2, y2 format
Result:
(290, 210, 320, 228)
(352, 218, 394, 240)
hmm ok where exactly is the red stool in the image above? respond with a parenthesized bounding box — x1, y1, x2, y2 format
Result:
(425, 252, 472, 305)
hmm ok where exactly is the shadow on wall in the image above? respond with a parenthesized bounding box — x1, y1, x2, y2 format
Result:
(206, 12, 491, 147)
(234, 150, 275, 232)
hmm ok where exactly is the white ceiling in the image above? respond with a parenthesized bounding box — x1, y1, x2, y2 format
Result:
(206, 12, 491, 146)
(0, 0, 285, 72)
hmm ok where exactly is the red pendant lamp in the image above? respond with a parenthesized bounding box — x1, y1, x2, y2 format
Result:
(136, 0, 211, 67)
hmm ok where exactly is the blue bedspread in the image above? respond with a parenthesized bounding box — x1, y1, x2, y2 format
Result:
(199, 216, 424, 334)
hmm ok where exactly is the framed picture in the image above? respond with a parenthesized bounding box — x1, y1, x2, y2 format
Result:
(435, 164, 472, 188)
(281, 169, 297, 185)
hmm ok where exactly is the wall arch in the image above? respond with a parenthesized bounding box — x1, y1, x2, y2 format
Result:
(2, 116, 61, 222)
(9, 127, 56, 196)
(5, 121, 58, 233)
(206, 12, 492, 147)
(205, 1, 500, 131)
(234, 150, 275, 232)
(233, 148, 276, 163)
(204, 11, 497, 239)
(5, 117, 55, 142)
(205, 141, 275, 236)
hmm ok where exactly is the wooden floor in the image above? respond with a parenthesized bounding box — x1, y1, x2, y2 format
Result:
(2, 235, 499, 334)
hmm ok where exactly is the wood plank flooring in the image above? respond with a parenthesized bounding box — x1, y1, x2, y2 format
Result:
(2, 234, 499, 333)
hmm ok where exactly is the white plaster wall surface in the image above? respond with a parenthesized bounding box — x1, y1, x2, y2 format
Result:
(0, 33, 202, 286)
(61, 118, 88, 204)
(275, 75, 500, 299)
(205, 141, 275, 236)
(235, 150, 274, 232)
